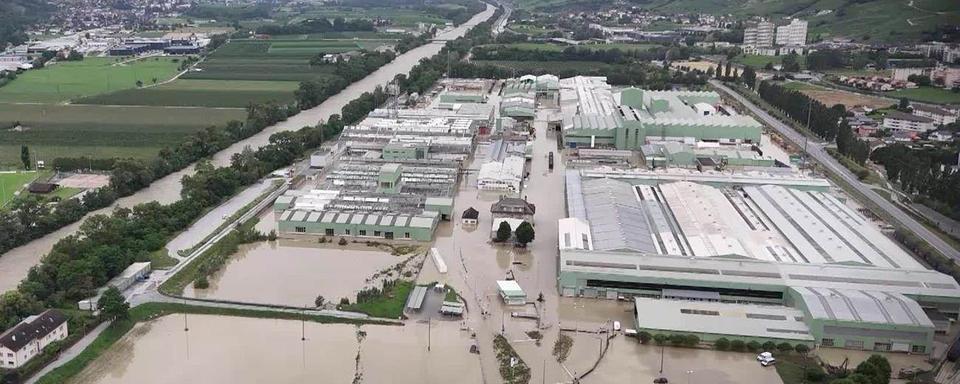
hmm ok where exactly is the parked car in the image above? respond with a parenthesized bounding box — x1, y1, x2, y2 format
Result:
(756, 352, 773, 361)
(612, 321, 621, 332)
(760, 357, 777, 367)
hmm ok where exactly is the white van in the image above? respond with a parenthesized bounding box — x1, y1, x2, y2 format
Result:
(756, 352, 773, 361)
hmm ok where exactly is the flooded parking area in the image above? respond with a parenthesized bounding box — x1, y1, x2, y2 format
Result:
(183, 241, 403, 307)
(584, 338, 783, 384)
(68, 315, 481, 384)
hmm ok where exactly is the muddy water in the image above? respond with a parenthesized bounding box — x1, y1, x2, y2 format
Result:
(0, 4, 496, 292)
(68, 315, 480, 384)
(183, 241, 401, 307)
(584, 338, 784, 384)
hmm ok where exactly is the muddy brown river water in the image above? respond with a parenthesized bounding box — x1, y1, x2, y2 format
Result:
(183, 241, 402, 307)
(68, 315, 480, 384)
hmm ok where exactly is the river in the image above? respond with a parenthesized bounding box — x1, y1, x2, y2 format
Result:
(0, 4, 496, 293)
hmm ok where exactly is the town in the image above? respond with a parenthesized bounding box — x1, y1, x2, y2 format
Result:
(0, 1, 959, 384)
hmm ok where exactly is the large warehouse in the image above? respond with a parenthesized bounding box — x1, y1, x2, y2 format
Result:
(558, 76, 763, 150)
(559, 168, 960, 353)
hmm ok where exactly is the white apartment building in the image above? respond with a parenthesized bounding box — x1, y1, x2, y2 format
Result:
(776, 19, 808, 47)
(0, 310, 68, 369)
(744, 21, 775, 47)
(883, 111, 936, 133)
(913, 104, 958, 126)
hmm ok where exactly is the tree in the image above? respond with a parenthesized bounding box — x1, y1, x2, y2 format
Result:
(515, 221, 535, 247)
(724, 61, 732, 80)
(495, 221, 512, 242)
(762, 341, 777, 351)
(683, 334, 700, 347)
(135, 80, 143, 87)
(715, 63, 723, 79)
(653, 333, 668, 345)
(730, 339, 746, 351)
(20, 145, 30, 170)
(795, 344, 810, 355)
(764, 62, 774, 70)
(638, 331, 652, 344)
(314, 295, 325, 308)
(782, 53, 801, 72)
(746, 341, 761, 352)
(97, 286, 129, 320)
(777, 342, 794, 353)
(714, 337, 730, 350)
(898, 97, 910, 111)
(742, 65, 757, 88)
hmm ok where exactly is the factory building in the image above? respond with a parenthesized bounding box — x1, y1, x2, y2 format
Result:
(558, 168, 960, 353)
(558, 77, 762, 150)
(642, 142, 776, 169)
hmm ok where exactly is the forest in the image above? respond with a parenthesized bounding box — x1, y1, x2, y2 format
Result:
(871, 144, 960, 220)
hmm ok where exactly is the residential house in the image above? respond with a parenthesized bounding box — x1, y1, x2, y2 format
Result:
(461, 207, 479, 225)
(0, 309, 68, 369)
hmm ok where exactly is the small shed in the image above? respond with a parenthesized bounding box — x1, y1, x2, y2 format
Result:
(28, 182, 58, 194)
(462, 207, 479, 225)
(497, 280, 526, 305)
(405, 285, 429, 312)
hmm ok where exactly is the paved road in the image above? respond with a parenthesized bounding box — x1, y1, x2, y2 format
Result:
(711, 80, 960, 261)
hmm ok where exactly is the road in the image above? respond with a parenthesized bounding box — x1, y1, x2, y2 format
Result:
(711, 80, 960, 261)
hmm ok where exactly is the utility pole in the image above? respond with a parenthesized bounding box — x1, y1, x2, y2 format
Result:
(427, 317, 432, 352)
(301, 305, 306, 341)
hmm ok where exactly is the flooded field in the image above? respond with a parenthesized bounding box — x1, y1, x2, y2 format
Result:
(68, 315, 481, 384)
(183, 241, 403, 307)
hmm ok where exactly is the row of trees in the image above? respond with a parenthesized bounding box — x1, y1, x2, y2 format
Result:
(870, 144, 960, 219)
(256, 16, 375, 36)
(0, 4, 505, 330)
(471, 44, 695, 64)
(757, 81, 870, 164)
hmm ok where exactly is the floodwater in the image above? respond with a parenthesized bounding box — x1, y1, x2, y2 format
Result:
(68, 315, 481, 384)
(183, 241, 402, 307)
(0, 4, 496, 293)
(583, 339, 784, 384)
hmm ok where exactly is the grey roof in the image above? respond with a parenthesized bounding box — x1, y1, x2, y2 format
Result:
(406, 286, 429, 310)
(885, 110, 934, 123)
(0, 309, 67, 352)
(578, 178, 657, 253)
(792, 287, 933, 327)
(633, 297, 813, 341)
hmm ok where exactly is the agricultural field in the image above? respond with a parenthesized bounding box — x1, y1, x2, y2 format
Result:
(181, 38, 392, 82)
(889, 87, 960, 104)
(780, 81, 893, 109)
(0, 104, 245, 167)
(77, 79, 299, 108)
(0, 57, 183, 103)
(285, 7, 449, 26)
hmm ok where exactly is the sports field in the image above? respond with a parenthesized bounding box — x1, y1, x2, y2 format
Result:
(0, 171, 40, 206)
(0, 104, 245, 166)
(0, 57, 182, 103)
(77, 79, 300, 108)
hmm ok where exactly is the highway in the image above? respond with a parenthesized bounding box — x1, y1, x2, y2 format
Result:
(710, 79, 960, 261)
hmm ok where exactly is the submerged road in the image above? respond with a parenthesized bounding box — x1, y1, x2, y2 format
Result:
(0, 4, 498, 293)
(711, 80, 960, 261)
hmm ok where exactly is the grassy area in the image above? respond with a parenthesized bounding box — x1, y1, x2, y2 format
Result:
(889, 87, 960, 104)
(733, 54, 805, 69)
(341, 280, 414, 319)
(0, 103, 245, 167)
(46, 186, 83, 201)
(148, 249, 180, 270)
(0, 171, 40, 205)
(480, 42, 659, 52)
(0, 57, 182, 103)
(288, 7, 449, 26)
(35, 302, 392, 384)
(444, 285, 460, 302)
(77, 79, 300, 108)
(775, 354, 828, 384)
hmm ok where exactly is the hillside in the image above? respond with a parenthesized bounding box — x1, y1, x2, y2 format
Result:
(516, 0, 960, 42)
(0, 0, 51, 48)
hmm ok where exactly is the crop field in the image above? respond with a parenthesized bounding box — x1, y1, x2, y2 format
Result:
(0, 57, 182, 103)
(77, 79, 300, 108)
(0, 104, 245, 166)
(287, 7, 448, 26)
(182, 39, 390, 82)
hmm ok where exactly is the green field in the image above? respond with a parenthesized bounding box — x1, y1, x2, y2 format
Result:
(0, 57, 183, 103)
(77, 79, 300, 108)
(0, 171, 40, 205)
(181, 38, 390, 82)
(889, 87, 960, 104)
(474, 60, 617, 72)
(287, 7, 449, 26)
(0, 104, 245, 166)
(481, 42, 660, 52)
